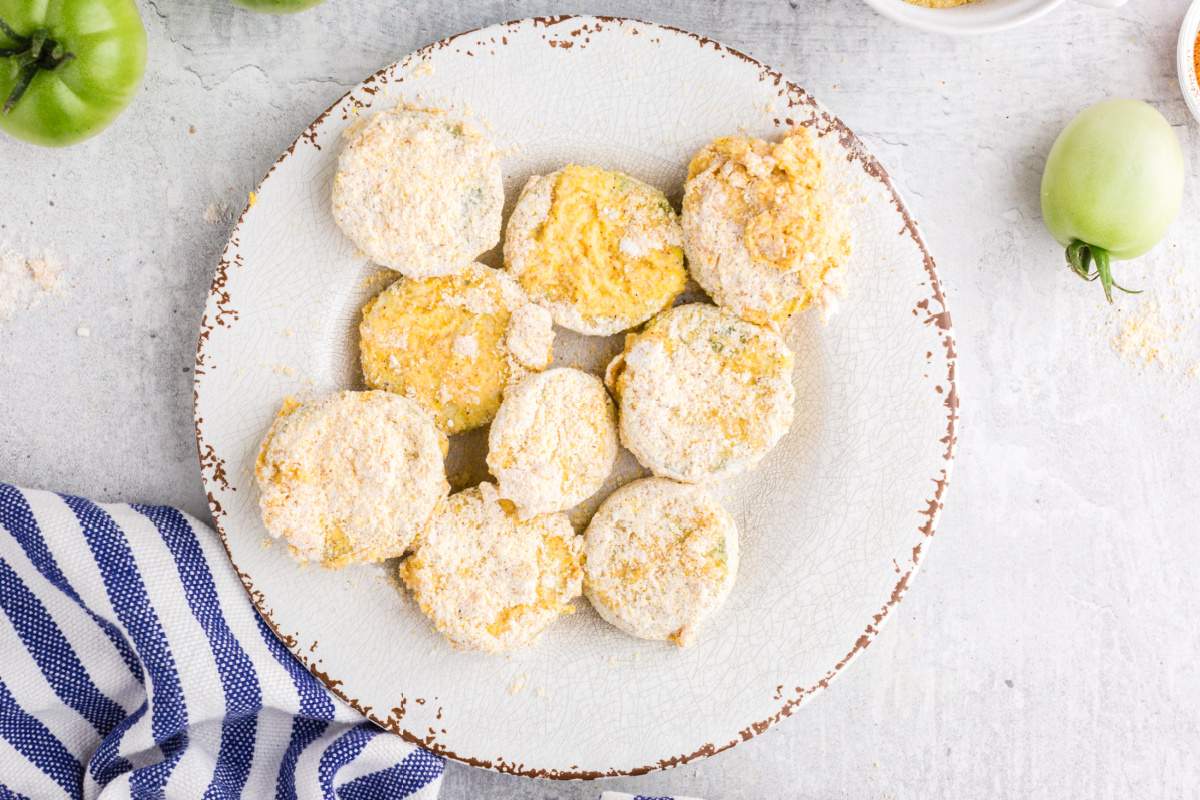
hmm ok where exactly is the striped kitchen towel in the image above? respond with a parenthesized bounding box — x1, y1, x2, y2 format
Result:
(0, 483, 443, 799)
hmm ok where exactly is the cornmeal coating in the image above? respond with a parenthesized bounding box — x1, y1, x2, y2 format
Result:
(359, 263, 554, 433)
(255, 391, 448, 568)
(333, 106, 503, 277)
(584, 477, 739, 647)
(487, 368, 619, 519)
(400, 483, 583, 652)
(682, 128, 850, 327)
(606, 303, 795, 483)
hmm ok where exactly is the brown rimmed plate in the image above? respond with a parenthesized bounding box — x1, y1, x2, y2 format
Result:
(194, 15, 957, 779)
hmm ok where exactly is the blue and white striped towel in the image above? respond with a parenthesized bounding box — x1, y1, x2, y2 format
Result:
(0, 482, 707, 799)
(0, 483, 443, 799)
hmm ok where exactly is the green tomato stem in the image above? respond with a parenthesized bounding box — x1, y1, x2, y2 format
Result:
(1064, 241, 1142, 304)
(0, 19, 76, 115)
(4, 63, 37, 114)
(0, 17, 28, 45)
(1092, 247, 1117, 304)
(1066, 240, 1093, 280)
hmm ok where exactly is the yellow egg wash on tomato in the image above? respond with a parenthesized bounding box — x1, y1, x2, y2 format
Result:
(320, 523, 355, 568)
(359, 264, 552, 434)
(519, 165, 686, 329)
(254, 396, 301, 479)
(684, 128, 850, 326)
(360, 271, 508, 432)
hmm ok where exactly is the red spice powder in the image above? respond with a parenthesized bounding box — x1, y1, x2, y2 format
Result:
(1194, 30, 1200, 87)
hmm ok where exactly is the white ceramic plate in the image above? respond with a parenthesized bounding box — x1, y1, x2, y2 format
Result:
(195, 16, 958, 778)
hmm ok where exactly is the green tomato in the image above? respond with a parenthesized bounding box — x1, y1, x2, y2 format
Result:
(232, 0, 327, 13)
(0, 0, 147, 147)
(1040, 98, 1184, 303)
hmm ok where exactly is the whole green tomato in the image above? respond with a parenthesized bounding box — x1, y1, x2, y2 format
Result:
(233, 0, 327, 13)
(0, 0, 146, 147)
(1040, 98, 1184, 302)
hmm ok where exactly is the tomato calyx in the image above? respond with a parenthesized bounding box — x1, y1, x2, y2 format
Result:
(0, 17, 76, 116)
(1065, 240, 1142, 304)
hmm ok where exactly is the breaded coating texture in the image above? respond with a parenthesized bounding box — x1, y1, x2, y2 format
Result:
(255, 391, 448, 568)
(606, 303, 795, 483)
(584, 477, 738, 647)
(682, 128, 849, 327)
(400, 483, 583, 652)
(360, 263, 554, 433)
(333, 107, 503, 277)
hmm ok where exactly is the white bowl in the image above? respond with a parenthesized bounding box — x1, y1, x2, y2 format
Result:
(1177, 0, 1200, 123)
(862, 0, 1126, 35)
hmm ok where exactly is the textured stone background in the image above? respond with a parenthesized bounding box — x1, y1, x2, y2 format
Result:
(1, 1, 1198, 798)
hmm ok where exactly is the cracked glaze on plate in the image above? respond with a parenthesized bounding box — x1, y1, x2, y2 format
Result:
(194, 16, 958, 779)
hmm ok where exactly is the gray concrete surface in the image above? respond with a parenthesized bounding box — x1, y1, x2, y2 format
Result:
(2, 1, 1198, 797)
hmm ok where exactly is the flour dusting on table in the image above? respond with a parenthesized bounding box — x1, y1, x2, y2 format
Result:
(0, 249, 63, 325)
(1109, 260, 1200, 380)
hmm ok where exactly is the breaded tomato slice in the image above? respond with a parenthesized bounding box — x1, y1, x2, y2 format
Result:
(400, 482, 582, 652)
(606, 303, 794, 483)
(682, 128, 850, 328)
(255, 391, 448, 568)
(359, 263, 554, 434)
(584, 477, 738, 647)
(333, 106, 503, 277)
(487, 367, 618, 519)
(505, 165, 685, 335)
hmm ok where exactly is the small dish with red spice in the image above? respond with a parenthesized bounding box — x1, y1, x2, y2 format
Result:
(1178, 0, 1200, 123)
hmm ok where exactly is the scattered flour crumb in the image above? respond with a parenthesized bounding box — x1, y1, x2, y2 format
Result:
(1108, 259, 1199, 381)
(0, 249, 63, 324)
(1104, 255, 1200, 383)
(408, 60, 435, 79)
(272, 364, 296, 377)
(534, 686, 546, 698)
(76, 326, 90, 338)
(451, 334, 478, 359)
(1111, 301, 1177, 367)
(26, 257, 58, 290)
(507, 673, 528, 695)
(203, 202, 230, 224)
